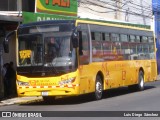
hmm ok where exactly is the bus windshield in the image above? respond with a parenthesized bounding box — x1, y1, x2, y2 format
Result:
(18, 23, 77, 74)
(44, 32, 75, 67)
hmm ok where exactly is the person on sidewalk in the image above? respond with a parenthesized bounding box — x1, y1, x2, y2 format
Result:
(3, 63, 10, 97)
(5, 62, 17, 98)
(9, 62, 17, 97)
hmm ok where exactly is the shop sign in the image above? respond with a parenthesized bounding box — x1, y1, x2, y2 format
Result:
(36, 0, 78, 16)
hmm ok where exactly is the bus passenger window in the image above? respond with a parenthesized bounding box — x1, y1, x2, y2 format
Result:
(111, 33, 120, 42)
(79, 31, 90, 65)
(129, 35, 136, 42)
(141, 36, 148, 43)
(148, 37, 154, 43)
(136, 36, 140, 42)
(102, 33, 110, 41)
(120, 34, 128, 42)
(91, 32, 101, 41)
(95, 32, 101, 41)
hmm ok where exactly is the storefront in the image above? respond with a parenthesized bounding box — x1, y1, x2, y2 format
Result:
(0, 14, 22, 98)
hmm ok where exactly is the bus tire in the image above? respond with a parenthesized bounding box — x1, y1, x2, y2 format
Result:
(128, 71, 144, 91)
(94, 75, 103, 100)
(136, 70, 144, 91)
(43, 96, 55, 103)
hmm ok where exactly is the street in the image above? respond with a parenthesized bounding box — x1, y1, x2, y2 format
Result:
(0, 80, 160, 120)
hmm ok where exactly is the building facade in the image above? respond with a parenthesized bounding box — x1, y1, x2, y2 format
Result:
(78, 0, 152, 25)
(0, 0, 35, 98)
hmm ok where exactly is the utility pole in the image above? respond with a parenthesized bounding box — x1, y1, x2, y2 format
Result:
(115, 0, 122, 20)
(125, 7, 129, 22)
(140, 0, 146, 25)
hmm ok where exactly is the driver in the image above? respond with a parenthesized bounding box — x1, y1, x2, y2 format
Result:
(48, 37, 59, 59)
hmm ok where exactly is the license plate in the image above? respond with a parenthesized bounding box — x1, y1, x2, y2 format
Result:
(42, 92, 48, 96)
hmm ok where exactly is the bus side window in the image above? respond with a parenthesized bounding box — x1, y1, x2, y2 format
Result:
(141, 36, 148, 43)
(136, 36, 140, 42)
(91, 32, 101, 41)
(102, 33, 110, 41)
(91, 32, 103, 62)
(129, 35, 136, 42)
(148, 37, 155, 59)
(79, 31, 90, 65)
(120, 34, 128, 42)
(111, 33, 120, 42)
(120, 34, 129, 60)
(148, 37, 154, 43)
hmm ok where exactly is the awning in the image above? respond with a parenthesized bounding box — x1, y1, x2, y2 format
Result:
(0, 11, 22, 22)
(0, 11, 22, 31)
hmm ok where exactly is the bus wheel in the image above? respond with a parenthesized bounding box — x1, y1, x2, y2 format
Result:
(128, 71, 144, 91)
(136, 71, 144, 91)
(94, 75, 103, 100)
(43, 96, 55, 103)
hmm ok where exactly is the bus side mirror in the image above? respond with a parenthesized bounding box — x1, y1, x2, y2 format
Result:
(72, 25, 81, 48)
(3, 31, 15, 53)
(72, 31, 79, 48)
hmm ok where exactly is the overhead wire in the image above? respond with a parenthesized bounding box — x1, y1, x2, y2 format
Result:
(96, 0, 152, 16)
(79, 0, 153, 18)
(111, 0, 152, 11)
(101, 0, 153, 18)
(103, 0, 152, 13)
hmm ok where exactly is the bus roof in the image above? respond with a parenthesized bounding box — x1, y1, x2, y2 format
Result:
(78, 18, 151, 29)
(19, 18, 150, 30)
(19, 20, 76, 28)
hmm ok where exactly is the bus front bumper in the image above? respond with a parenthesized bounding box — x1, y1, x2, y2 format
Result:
(17, 85, 79, 97)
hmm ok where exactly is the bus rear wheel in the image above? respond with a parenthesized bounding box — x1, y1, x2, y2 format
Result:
(128, 70, 144, 91)
(136, 70, 144, 91)
(94, 75, 103, 100)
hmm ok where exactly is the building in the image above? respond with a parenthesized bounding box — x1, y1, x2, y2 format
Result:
(78, 0, 152, 25)
(0, 0, 35, 98)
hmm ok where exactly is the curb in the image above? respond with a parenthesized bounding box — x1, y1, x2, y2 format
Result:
(0, 97, 42, 106)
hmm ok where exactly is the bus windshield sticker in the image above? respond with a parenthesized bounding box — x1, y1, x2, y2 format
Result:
(19, 50, 31, 59)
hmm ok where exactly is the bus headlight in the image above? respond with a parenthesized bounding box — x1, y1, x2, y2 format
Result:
(59, 77, 75, 85)
(17, 80, 29, 86)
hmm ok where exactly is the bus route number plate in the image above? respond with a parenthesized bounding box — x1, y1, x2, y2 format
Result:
(42, 92, 48, 96)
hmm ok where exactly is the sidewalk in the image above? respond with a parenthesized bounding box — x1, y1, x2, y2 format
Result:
(0, 96, 42, 106)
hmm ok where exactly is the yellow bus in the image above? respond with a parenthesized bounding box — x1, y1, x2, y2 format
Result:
(3, 19, 157, 101)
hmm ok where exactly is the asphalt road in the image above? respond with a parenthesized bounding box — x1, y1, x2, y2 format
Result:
(0, 80, 160, 120)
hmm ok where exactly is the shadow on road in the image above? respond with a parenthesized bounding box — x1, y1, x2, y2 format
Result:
(19, 85, 156, 106)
